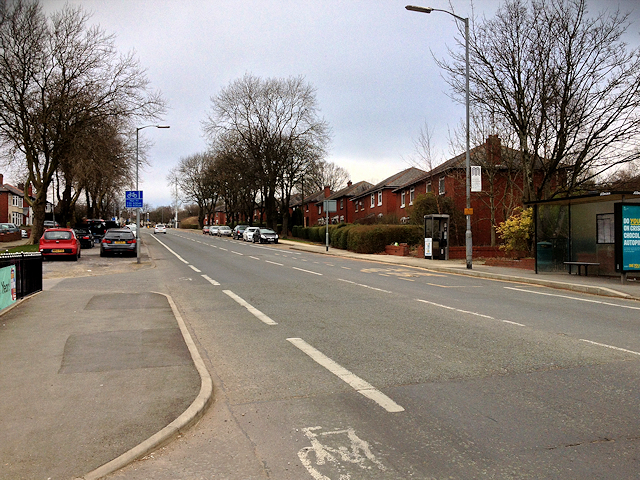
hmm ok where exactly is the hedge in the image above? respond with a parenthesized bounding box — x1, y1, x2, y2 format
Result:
(292, 223, 423, 254)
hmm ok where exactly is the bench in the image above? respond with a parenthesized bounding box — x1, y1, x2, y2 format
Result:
(564, 261, 600, 276)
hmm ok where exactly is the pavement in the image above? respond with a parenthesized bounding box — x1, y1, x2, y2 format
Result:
(1, 231, 638, 480)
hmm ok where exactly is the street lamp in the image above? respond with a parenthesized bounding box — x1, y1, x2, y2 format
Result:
(136, 124, 170, 263)
(406, 5, 473, 269)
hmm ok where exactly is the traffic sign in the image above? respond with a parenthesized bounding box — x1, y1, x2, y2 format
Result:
(126, 191, 143, 208)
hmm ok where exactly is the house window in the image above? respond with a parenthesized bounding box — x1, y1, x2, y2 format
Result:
(318, 205, 322, 215)
(340, 199, 344, 210)
(426, 182, 432, 193)
(401, 191, 406, 208)
(597, 213, 614, 244)
(306, 203, 309, 212)
(11, 212, 22, 225)
(355, 202, 358, 212)
(371, 194, 375, 208)
(377, 191, 382, 206)
(409, 187, 415, 205)
(11, 195, 22, 207)
(439, 177, 445, 195)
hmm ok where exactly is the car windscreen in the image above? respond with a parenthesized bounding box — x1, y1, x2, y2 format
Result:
(260, 229, 275, 234)
(44, 231, 72, 240)
(104, 230, 134, 240)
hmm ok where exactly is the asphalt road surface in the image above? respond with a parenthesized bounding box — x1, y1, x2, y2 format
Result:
(111, 229, 640, 479)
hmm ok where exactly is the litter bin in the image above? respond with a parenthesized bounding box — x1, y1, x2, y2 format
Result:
(537, 241, 553, 272)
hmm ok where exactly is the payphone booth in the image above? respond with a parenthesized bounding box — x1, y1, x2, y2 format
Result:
(424, 214, 450, 260)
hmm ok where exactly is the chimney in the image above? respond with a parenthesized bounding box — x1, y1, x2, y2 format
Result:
(486, 135, 501, 165)
(324, 185, 330, 198)
(347, 180, 352, 187)
(0, 174, 3, 186)
(28, 183, 33, 196)
(18, 182, 24, 191)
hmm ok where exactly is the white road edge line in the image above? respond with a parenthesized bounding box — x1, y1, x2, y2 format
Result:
(286, 338, 404, 413)
(292, 267, 323, 276)
(222, 290, 277, 325)
(504, 286, 640, 310)
(188, 265, 201, 272)
(149, 235, 189, 264)
(579, 339, 640, 356)
(201, 274, 220, 286)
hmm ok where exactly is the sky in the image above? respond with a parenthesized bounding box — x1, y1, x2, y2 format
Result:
(34, 0, 640, 209)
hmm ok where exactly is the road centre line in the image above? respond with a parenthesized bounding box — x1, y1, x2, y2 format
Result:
(504, 286, 640, 310)
(188, 265, 201, 272)
(249, 256, 260, 260)
(579, 339, 640, 356)
(415, 298, 525, 326)
(338, 279, 392, 294)
(149, 235, 189, 263)
(292, 267, 323, 276)
(201, 274, 220, 286)
(231, 251, 243, 255)
(286, 337, 404, 413)
(223, 290, 277, 325)
(266, 260, 283, 266)
(219, 247, 228, 251)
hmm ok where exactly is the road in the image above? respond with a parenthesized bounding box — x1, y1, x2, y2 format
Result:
(111, 229, 640, 479)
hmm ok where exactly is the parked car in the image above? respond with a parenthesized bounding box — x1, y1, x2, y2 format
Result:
(100, 228, 137, 257)
(209, 225, 220, 236)
(202, 226, 210, 234)
(39, 228, 81, 261)
(73, 228, 94, 248)
(43, 220, 60, 229)
(233, 225, 248, 240)
(126, 223, 137, 235)
(243, 226, 259, 242)
(0, 223, 20, 234)
(217, 226, 232, 237)
(154, 224, 167, 234)
(253, 228, 279, 244)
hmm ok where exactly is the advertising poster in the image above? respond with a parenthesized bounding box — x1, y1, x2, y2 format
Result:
(424, 238, 433, 258)
(622, 204, 640, 271)
(0, 265, 16, 310)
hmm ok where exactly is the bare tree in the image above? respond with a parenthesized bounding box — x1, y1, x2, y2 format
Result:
(0, 1, 165, 242)
(172, 152, 220, 228)
(438, 0, 640, 202)
(203, 74, 331, 231)
(304, 160, 349, 193)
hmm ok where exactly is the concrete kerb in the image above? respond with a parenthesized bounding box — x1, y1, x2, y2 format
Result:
(280, 240, 634, 300)
(78, 292, 213, 480)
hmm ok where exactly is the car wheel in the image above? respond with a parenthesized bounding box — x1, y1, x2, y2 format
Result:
(100, 250, 106, 257)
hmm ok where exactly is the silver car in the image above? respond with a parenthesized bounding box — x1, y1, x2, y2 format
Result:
(217, 226, 232, 237)
(243, 226, 259, 242)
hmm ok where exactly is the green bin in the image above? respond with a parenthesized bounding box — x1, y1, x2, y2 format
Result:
(537, 241, 553, 272)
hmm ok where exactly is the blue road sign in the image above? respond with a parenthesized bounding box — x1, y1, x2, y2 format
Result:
(126, 191, 143, 208)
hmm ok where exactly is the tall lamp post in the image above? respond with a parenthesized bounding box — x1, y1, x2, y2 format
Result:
(136, 124, 170, 263)
(406, 5, 472, 269)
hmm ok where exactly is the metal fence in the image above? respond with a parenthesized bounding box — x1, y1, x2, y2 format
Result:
(0, 252, 43, 299)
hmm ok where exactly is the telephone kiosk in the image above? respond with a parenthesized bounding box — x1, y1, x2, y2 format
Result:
(424, 214, 450, 260)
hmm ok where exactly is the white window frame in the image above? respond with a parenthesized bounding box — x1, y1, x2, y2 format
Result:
(340, 198, 344, 210)
(409, 187, 415, 205)
(11, 195, 22, 207)
(426, 182, 432, 193)
(318, 205, 322, 215)
(401, 191, 406, 208)
(11, 212, 22, 225)
(439, 177, 445, 195)
(377, 191, 382, 206)
(370, 194, 375, 208)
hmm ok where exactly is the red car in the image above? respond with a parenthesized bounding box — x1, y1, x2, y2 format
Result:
(39, 228, 81, 261)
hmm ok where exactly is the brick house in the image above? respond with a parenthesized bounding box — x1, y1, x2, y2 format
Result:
(319, 181, 373, 224)
(294, 186, 333, 226)
(392, 136, 536, 246)
(0, 174, 32, 225)
(351, 167, 426, 222)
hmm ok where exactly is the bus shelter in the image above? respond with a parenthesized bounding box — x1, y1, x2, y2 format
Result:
(526, 191, 640, 282)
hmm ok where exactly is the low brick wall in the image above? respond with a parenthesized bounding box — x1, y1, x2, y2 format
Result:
(449, 246, 502, 259)
(484, 257, 535, 270)
(0, 231, 21, 242)
(385, 243, 409, 256)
